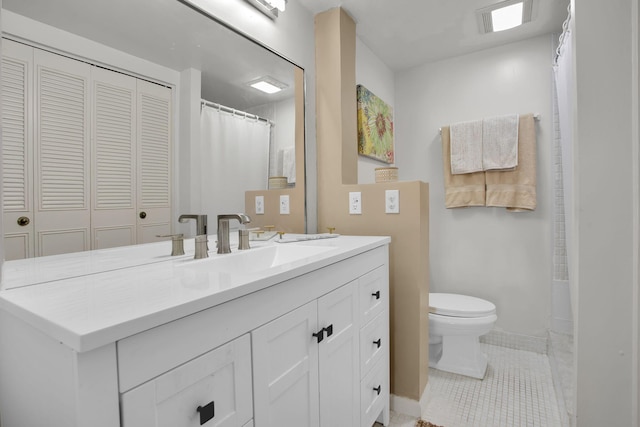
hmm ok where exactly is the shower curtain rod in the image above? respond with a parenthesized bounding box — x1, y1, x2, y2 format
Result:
(201, 100, 273, 126)
(554, 4, 572, 65)
(438, 114, 541, 134)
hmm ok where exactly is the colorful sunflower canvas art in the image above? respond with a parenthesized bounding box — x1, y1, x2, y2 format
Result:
(357, 84, 394, 164)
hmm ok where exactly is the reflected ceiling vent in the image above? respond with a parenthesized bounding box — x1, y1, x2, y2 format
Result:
(477, 0, 534, 33)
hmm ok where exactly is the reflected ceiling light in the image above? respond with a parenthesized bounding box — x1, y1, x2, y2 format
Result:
(246, 0, 287, 18)
(248, 76, 288, 94)
(477, 0, 533, 33)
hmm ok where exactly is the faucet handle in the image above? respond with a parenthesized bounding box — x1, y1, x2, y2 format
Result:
(156, 234, 185, 256)
(264, 225, 275, 231)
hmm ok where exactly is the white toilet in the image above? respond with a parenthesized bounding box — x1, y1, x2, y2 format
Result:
(428, 293, 497, 379)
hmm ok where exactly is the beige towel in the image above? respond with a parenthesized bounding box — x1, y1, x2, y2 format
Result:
(482, 114, 519, 171)
(442, 126, 486, 208)
(450, 120, 483, 174)
(485, 114, 536, 211)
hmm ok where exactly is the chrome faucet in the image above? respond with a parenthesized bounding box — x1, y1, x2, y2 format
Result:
(179, 214, 208, 259)
(217, 213, 251, 254)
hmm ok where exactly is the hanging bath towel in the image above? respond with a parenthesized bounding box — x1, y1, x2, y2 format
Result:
(442, 126, 486, 208)
(450, 119, 483, 174)
(482, 114, 519, 171)
(485, 114, 537, 211)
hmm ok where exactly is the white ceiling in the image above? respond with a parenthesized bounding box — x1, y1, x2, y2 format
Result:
(297, 0, 570, 70)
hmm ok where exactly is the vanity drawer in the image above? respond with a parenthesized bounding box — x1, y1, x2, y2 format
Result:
(359, 266, 387, 325)
(120, 334, 252, 427)
(360, 358, 388, 427)
(360, 310, 387, 376)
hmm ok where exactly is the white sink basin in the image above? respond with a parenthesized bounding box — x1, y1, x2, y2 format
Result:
(176, 243, 336, 275)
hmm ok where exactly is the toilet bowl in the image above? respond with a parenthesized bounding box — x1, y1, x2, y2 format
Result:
(428, 293, 497, 379)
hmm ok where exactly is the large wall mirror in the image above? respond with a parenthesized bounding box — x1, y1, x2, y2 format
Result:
(1, 0, 306, 260)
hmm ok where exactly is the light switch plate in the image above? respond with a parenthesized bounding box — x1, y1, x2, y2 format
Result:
(385, 189, 399, 214)
(280, 195, 290, 214)
(349, 192, 362, 214)
(255, 195, 264, 214)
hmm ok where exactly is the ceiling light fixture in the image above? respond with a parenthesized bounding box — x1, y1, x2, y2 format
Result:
(246, 0, 287, 18)
(477, 0, 533, 34)
(247, 76, 288, 94)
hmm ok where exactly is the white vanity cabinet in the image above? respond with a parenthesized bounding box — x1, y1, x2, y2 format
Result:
(0, 237, 390, 427)
(252, 280, 360, 427)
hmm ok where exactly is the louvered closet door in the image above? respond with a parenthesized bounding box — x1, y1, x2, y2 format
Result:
(91, 67, 137, 250)
(2, 40, 34, 260)
(136, 80, 172, 242)
(34, 49, 91, 256)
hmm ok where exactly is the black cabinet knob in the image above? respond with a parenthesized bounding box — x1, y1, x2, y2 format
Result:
(372, 290, 381, 300)
(197, 401, 215, 425)
(313, 329, 324, 343)
(17, 216, 30, 226)
(373, 338, 381, 348)
(373, 385, 381, 395)
(139, 211, 147, 219)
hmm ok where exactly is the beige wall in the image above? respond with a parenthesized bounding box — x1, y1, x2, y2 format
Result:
(315, 7, 430, 401)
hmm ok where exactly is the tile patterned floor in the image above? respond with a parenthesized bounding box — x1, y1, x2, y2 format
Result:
(385, 343, 565, 427)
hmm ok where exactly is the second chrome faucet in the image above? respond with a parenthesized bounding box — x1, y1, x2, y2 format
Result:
(179, 214, 209, 259)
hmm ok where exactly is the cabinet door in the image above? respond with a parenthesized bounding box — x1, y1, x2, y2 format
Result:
(121, 334, 252, 427)
(2, 40, 34, 260)
(136, 80, 172, 242)
(252, 301, 320, 427)
(90, 67, 137, 250)
(317, 280, 360, 427)
(34, 49, 91, 256)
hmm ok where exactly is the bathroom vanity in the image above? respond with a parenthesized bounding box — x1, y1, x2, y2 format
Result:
(0, 235, 390, 427)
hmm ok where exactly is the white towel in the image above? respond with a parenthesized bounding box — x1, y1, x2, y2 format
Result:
(281, 147, 296, 184)
(450, 120, 483, 174)
(482, 114, 519, 171)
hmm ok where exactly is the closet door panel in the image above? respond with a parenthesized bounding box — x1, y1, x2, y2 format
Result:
(91, 67, 137, 250)
(137, 80, 172, 242)
(34, 49, 91, 256)
(2, 40, 34, 259)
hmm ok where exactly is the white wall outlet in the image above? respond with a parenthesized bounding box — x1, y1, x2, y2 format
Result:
(255, 195, 264, 214)
(385, 189, 400, 214)
(349, 192, 362, 214)
(280, 195, 290, 214)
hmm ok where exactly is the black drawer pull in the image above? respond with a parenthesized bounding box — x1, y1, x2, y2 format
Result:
(373, 385, 381, 395)
(197, 401, 215, 425)
(324, 324, 333, 337)
(371, 291, 381, 300)
(373, 338, 381, 348)
(313, 329, 324, 343)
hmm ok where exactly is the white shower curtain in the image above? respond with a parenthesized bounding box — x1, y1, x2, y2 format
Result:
(198, 105, 271, 225)
(553, 19, 575, 320)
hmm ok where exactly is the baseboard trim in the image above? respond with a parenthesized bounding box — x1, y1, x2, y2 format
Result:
(391, 382, 430, 419)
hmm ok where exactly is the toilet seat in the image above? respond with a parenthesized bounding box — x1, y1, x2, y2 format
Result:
(429, 293, 496, 318)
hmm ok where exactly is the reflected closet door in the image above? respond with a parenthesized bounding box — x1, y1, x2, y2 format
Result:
(91, 67, 137, 250)
(2, 40, 34, 260)
(34, 49, 91, 257)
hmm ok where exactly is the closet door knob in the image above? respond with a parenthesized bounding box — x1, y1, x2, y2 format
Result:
(371, 290, 381, 300)
(312, 329, 324, 343)
(139, 211, 147, 219)
(373, 338, 381, 348)
(17, 216, 30, 226)
(373, 385, 382, 395)
(197, 401, 215, 425)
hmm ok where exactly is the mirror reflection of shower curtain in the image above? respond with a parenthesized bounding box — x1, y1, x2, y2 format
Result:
(553, 22, 575, 317)
(199, 105, 270, 223)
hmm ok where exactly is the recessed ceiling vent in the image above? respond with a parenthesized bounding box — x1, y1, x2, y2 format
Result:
(477, 0, 534, 34)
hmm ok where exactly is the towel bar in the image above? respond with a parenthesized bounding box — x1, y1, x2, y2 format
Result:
(439, 113, 541, 134)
